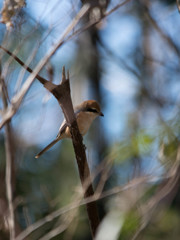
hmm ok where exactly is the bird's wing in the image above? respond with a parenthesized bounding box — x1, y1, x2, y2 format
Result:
(35, 137, 61, 158)
(56, 109, 80, 138)
(56, 119, 68, 138)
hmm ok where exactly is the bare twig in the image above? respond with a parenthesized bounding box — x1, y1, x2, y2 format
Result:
(141, 1, 180, 58)
(0, 4, 90, 129)
(39, 194, 80, 240)
(15, 176, 150, 240)
(176, 0, 180, 12)
(131, 146, 180, 240)
(0, 0, 132, 129)
(105, 0, 131, 16)
(0, 70, 15, 239)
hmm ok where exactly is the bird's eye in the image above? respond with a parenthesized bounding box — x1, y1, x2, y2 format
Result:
(87, 108, 98, 113)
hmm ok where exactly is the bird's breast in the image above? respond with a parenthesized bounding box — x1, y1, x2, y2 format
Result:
(76, 112, 97, 136)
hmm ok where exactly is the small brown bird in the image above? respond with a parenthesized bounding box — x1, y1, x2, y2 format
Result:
(35, 100, 104, 158)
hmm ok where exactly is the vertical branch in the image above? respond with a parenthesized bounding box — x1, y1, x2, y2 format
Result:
(44, 67, 100, 237)
(0, 72, 15, 239)
(5, 116, 15, 240)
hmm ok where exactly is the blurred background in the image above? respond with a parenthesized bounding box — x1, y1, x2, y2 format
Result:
(1, 0, 180, 239)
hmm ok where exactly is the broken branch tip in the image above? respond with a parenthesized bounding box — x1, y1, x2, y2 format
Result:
(62, 66, 66, 83)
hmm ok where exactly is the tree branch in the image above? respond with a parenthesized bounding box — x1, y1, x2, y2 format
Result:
(15, 176, 150, 240)
(0, 3, 90, 130)
(0, 0, 131, 130)
(0, 68, 15, 240)
(39, 66, 100, 237)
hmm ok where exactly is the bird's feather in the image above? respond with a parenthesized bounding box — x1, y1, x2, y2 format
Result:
(35, 136, 62, 158)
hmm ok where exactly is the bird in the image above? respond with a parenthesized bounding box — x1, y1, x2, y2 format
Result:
(35, 100, 104, 158)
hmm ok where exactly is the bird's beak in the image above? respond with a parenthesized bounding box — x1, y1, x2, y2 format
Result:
(100, 112, 104, 117)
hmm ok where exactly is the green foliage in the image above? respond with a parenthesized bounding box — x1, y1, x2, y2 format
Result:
(15, 140, 79, 230)
(143, 209, 180, 240)
(110, 130, 154, 164)
(119, 210, 140, 240)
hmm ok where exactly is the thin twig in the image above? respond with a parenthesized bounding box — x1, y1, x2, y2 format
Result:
(0, 4, 90, 129)
(15, 176, 150, 240)
(131, 146, 180, 240)
(177, 0, 180, 12)
(0, 0, 132, 130)
(0, 73, 15, 239)
(39, 194, 80, 240)
(141, 1, 180, 58)
(105, 0, 131, 16)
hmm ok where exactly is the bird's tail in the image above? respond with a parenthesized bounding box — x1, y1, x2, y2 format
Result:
(35, 137, 61, 159)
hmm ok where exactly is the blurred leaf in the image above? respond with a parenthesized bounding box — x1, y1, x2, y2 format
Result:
(131, 130, 154, 156)
(143, 209, 180, 240)
(163, 139, 178, 158)
(119, 210, 139, 240)
(111, 130, 154, 164)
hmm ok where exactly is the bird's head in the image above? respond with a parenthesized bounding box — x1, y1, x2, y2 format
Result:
(75, 100, 104, 117)
(82, 100, 104, 117)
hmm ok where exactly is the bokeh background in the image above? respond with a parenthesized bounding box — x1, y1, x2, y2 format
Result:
(1, 0, 180, 239)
